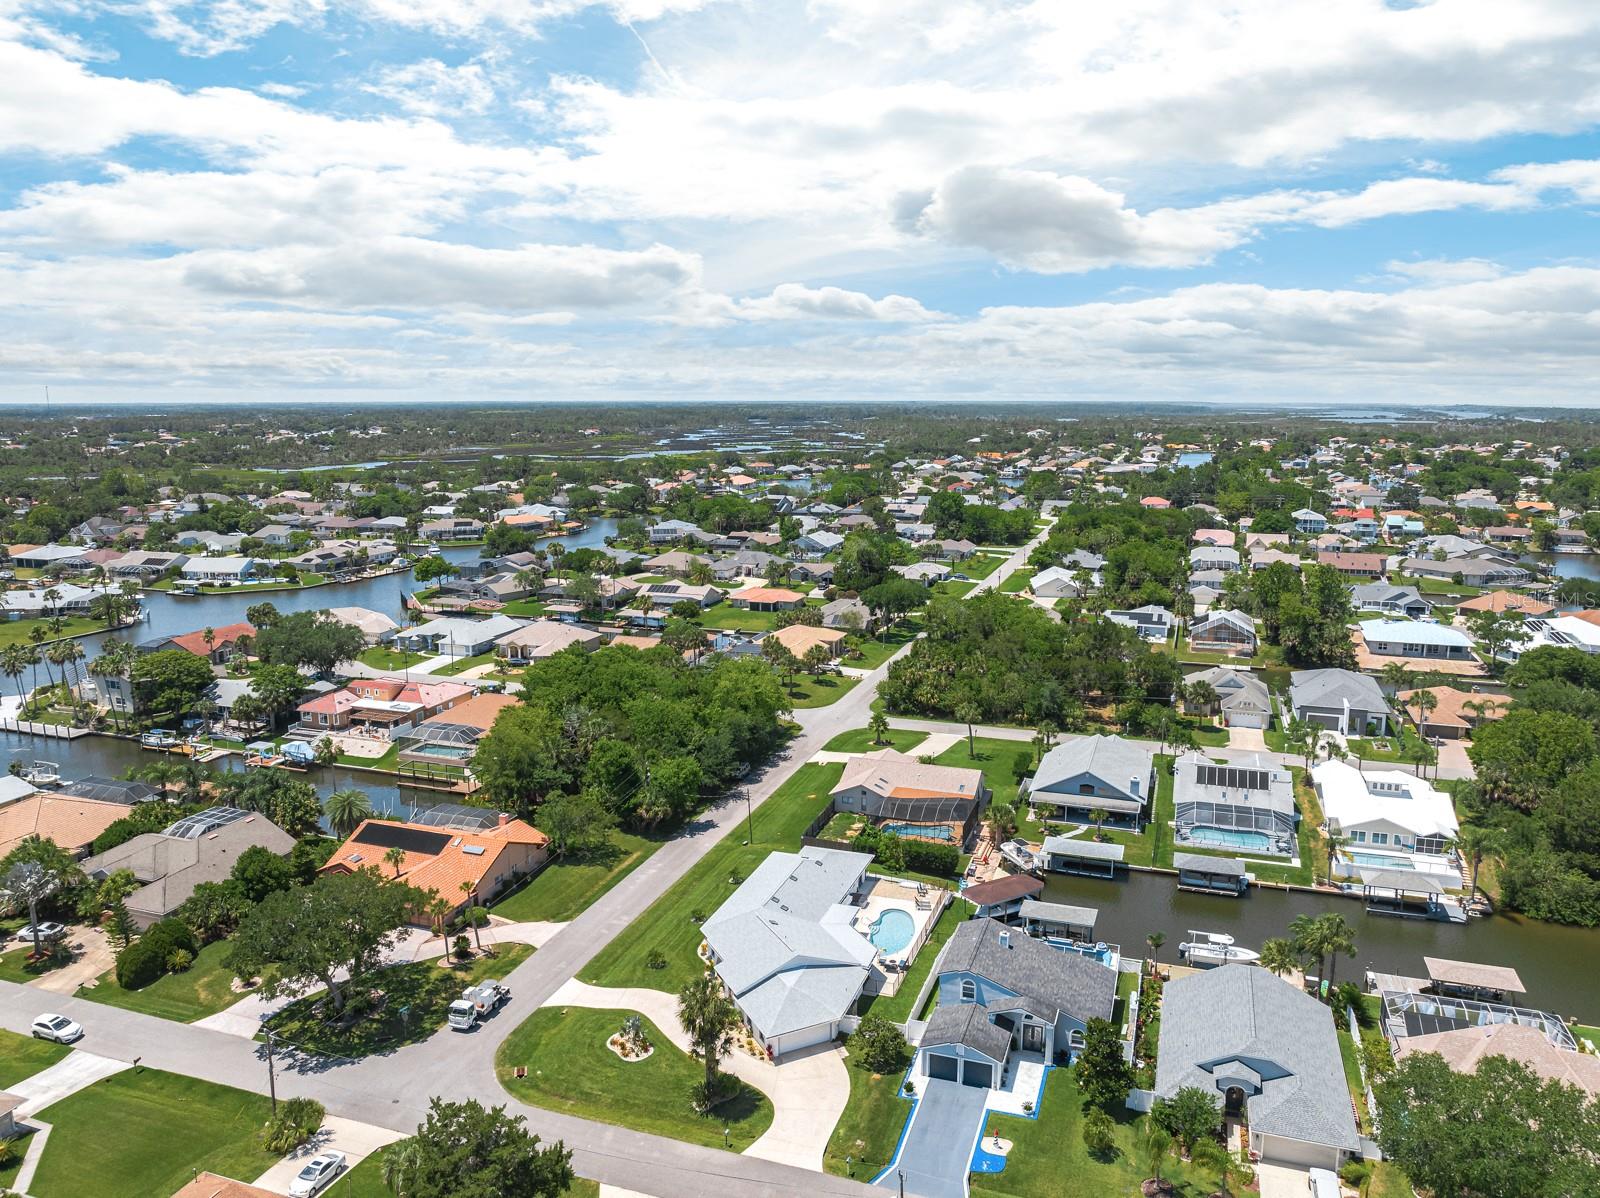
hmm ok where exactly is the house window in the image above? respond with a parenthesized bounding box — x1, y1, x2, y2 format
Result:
(1350, 830, 1366, 843)
(1370, 832, 1389, 846)
(1078, 783, 1095, 796)
(960, 979, 976, 1002)
(1416, 835, 1450, 856)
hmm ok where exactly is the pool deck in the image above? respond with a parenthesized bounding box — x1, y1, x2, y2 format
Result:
(855, 876, 941, 996)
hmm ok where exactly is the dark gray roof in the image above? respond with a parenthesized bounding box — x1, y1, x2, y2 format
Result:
(1041, 836, 1125, 862)
(1289, 668, 1392, 716)
(940, 918, 1115, 1026)
(1172, 852, 1248, 877)
(1155, 965, 1360, 1153)
(922, 1002, 1012, 1063)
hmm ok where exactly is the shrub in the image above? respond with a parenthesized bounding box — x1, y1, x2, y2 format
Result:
(115, 918, 199, 990)
(1339, 1160, 1373, 1187)
(645, 949, 668, 970)
(453, 934, 472, 962)
(1082, 1107, 1117, 1156)
(849, 1014, 909, 1074)
(262, 1096, 325, 1154)
(166, 948, 193, 973)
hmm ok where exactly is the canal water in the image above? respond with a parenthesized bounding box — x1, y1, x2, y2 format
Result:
(1042, 870, 1600, 1021)
(1526, 551, 1600, 585)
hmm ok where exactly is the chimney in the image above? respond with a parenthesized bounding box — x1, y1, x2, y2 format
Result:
(1130, 775, 1141, 798)
(498, 812, 510, 827)
(999, 929, 1010, 950)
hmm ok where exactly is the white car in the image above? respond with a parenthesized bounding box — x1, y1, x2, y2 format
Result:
(31, 1013, 83, 1043)
(288, 1151, 347, 1197)
(15, 922, 67, 943)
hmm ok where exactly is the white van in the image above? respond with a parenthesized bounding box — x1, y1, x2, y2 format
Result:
(1307, 1167, 1341, 1198)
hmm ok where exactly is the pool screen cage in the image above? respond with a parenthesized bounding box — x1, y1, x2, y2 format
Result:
(876, 796, 976, 825)
(395, 721, 481, 754)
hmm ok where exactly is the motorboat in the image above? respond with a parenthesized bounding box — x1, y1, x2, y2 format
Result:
(17, 760, 60, 786)
(998, 839, 1041, 875)
(1178, 930, 1261, 968)
(140, 729, 180, 749)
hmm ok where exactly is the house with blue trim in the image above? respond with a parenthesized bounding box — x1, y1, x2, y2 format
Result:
(916, 918, 1116, 1089)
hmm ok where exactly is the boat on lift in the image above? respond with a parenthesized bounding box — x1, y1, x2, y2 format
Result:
(17, 760, 61, 786)
(1178, 930, 1260, 968)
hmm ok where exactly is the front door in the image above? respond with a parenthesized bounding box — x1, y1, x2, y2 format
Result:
(1022, 1023, 1044, 1052)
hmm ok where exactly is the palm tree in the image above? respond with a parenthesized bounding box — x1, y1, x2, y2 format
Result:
(425, 893, 451, 939)
(325, 788, 374, 839)
(1192, 1140, 1244, 1197)
(954, 699, 981, 757)
(1143, 1125, 1173, 1188)
(1089, 808, 1109, 841)
(28, 626, 52, 695)
(678, 971, 740, 1105)
(1, 861, 62, 961)
(868, 711, 890, 746)
(0, 644, 29, 707)
(1259, 937, 1298, 979)
(1324, 830, 1350, 882)
(137, 759, 184, 800)
(384, 845, 406, 878)
(1289, 913, 1327, 991)
(1145, 930, 1166, 973)
(1379, 661, 1414, 696)
(379, 1137, 425, 1197)
(460, 880, 483, 952)
(1456, 824, 1499, 898)
(986, 801, 1019, 844)
(1408, 688, 1438, 739)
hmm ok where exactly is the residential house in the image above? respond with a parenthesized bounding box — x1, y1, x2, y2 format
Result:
(1183, 666, 1272, 729)
(1349, 583, 1430, 619)
(171, 1173, 282, 1198)
(321, 813, 549, 922)
(418, 517, 484, 541)
(1288, 668, 1393, 735)
(701, 846, 877, 1057)
(141, 621, 256, 664)
(1249, 547, 1301, 571)
(175, 531, 246, 555)
(1313, 759, 1459, 886)
(1316, 551, 1386, 580)
(1292, 509, 1328, 534)
(918, 918, 1116, 1087)
(820, 596, 872, 631)
(81, 808, 295, 931)
(1186, 609, 1258, 656)
(1502, 614, 1600, 660)
(393, 614, 524, 656)
(1105, 605, 1176, 642)
(1356, 619, 1478, 663)
(893, 561, 951, 584)
(0, 792, 137, 859)
(323, 606, 401, 642)
(178, 556, 258, 584)
(638, 580, 723, 609)
(1454, 590, 1554, 619)
(1030, 564, 1093, 600)
(1393, 686, 1509, 739)
(1027, 735, 1155, 827)
(1172, 752, 1297, 857)
(1156, 966, 1361, 1170)
(1192, 529, 1236, 548)
(927, 538, 979, 561)
(1390, 1023, 1600, 1102)
(8, 544, 92, 570)
(642, 550, 711, 577)
(831, 749, 989, 847)
(294, 678, 473, 739)
(106, 550, 188, 579)
(762, 624, 849, 661)
(1189, 546, 1241, 574)
(1401, 555, 1532, 587)
(495, 619, 602, 665)
(395, 692, 520, 765)
(648, 519, 703, 544)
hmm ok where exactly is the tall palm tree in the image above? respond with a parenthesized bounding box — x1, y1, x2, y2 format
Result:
(1325, 830, 1351, 883)
(1089, 808, 1109, 841)
(1311, 912, 1356, 997)
(0, 645, 29, 707)
(1259, 937, 1299, 979)
(1456, 824, 1498, 898)
(1143, 1125, 1173, 1188)
(678, 971, 740, 1104)
(460, 880, 484, 952)
(1145, 931, 1166, 973)
(27, 626, 51, 695)
(325, 788, 374, 839)
(1408, 689, 1438, 740)
(1289, 913, 1327, 991)
(138, 759, 185, 800)
(384, 845, 406, 878)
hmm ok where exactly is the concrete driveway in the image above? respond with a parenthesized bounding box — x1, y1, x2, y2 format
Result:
(30, 926, 115, 996)
(1228, 726, 1267, 752)
(249, 1115, 405, 1194)
(1255, 1162, 1314, 1198)
(876, 1080, 988, 1198)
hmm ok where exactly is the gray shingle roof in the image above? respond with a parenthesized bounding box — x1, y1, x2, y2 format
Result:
(1041, 836, 1126, 862)
(1032, 735, 1154, 811)
(940, 918, 1116, 1027)
(1289, 668, 1391, 717)
(1172, 852, 1248, 877)
(922, 1002, 1013, 1063)
(1155, 965, 1360, 1153)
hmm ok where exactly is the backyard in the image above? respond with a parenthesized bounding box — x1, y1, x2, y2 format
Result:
(491, 829, 663, 923)
(0, 615, 104, 649)
(496, 1007, 773, 1151)
(81, 938, 249, 1023)
(856, 897, 962, 1022)
(26, 1068, 280, 1198)
(968, 1068, 1226, 1198)
(264, 943, 533, 1057)
(580, 762, 844, 991)
(845, 620, 923, 670)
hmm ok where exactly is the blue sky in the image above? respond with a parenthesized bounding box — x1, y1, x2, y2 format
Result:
(2, 0, 1600, 405)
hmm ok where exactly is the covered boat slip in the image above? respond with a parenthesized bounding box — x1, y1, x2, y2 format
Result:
(1172, 851, 1250, 896)
(1359, 870, 1468, 922)
(1040, 835, 1124, 878)
(1017, 899, 1098, 943)
(1367, 957, 1529, 1005)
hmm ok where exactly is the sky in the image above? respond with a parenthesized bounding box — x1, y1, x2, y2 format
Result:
(2, 0, 1600, 407)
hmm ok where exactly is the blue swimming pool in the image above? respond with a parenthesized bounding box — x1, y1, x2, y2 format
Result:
(868, 909, 915, 955)
(1348, 852, 1414, 869)
(880, 823, 954, 840)
(1189, 827, 1271, 851)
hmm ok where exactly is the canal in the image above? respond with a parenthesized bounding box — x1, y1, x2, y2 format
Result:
(1042, 869, 1600, 1021)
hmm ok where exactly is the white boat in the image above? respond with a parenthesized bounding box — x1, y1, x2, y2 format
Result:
(1178, 930, 1261, 968)
(998, 839, 1040, 875)
(18, 760, 60, 785)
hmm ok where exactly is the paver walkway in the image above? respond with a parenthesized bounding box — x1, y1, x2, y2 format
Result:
(545, 979, 850, 1172)
(250, 1115, 406, 1195)
(876, 1080, 989, 1198)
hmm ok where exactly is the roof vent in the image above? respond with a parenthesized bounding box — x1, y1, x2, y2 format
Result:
(999, 929, 1011, 950)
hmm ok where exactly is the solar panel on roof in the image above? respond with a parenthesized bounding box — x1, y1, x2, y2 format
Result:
(1195, 763, 1270, 792)
(352, 823, 451, 856)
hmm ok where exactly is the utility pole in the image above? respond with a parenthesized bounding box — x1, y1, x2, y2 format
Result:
(742, 787, 754, 845)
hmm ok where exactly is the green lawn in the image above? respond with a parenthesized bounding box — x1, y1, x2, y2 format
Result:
(333, 1148, 598, 1197)
(336, 743, 401, 770)
(499, 599, 549, 618)
(265, 943, 534, 1057)
(824, 1049, 912, 1181)
(697, 606, 781, 633)
(0, 615, 106, 648)
(1337, 1027, 1370, 1134)
(28, 1068, 280, 1198)
(356, 645, 430, 670)
(0, 943, 74, 985)
(782, 671, 862, 708)
(932, 580, 978, 600)
(934, 735, 1033, 813)
(1348, 724, 1427, 764)
(0, 1128, 33, 1190)
(856, 898, 963, 1022)
(969, 1068, 1225, 1198)
(1367, 1161, 1414, 1198)
(823, 726, 929, 755)
(959, 553, 1009, 580)
(0, 1027, 69, 1087)
(846, 621, 923, 670)
(1172, 631, 1282, 669)
(432, 650, 498, 676)
(497, 1007, 772, 1151)
(998, 568, 1034, 594)
(581, 763, 844, 991)
(492, 830, 663, 923)
(80, 938, 245, 1023)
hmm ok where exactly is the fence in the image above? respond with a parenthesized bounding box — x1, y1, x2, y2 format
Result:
(1346, 1001, 1382, 1139)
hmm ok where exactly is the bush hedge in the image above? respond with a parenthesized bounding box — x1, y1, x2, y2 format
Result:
(114, 918, 199, 990)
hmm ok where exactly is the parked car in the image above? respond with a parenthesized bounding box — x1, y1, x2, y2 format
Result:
(288, 1151, 347, 1197)
(15, 922, 67, 943)
(31, 1013, 83, 1043)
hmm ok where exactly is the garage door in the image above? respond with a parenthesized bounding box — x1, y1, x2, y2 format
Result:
(926, 1053, 959, 1083)
(1260, 1134, 1338, 1171)
(961, 1060, 992, 1088)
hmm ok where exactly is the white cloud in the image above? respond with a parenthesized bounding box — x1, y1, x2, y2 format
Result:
(718, 283, 941, 323)
(363, 58, 496, 117)
(1383, 257, 1505, 284)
